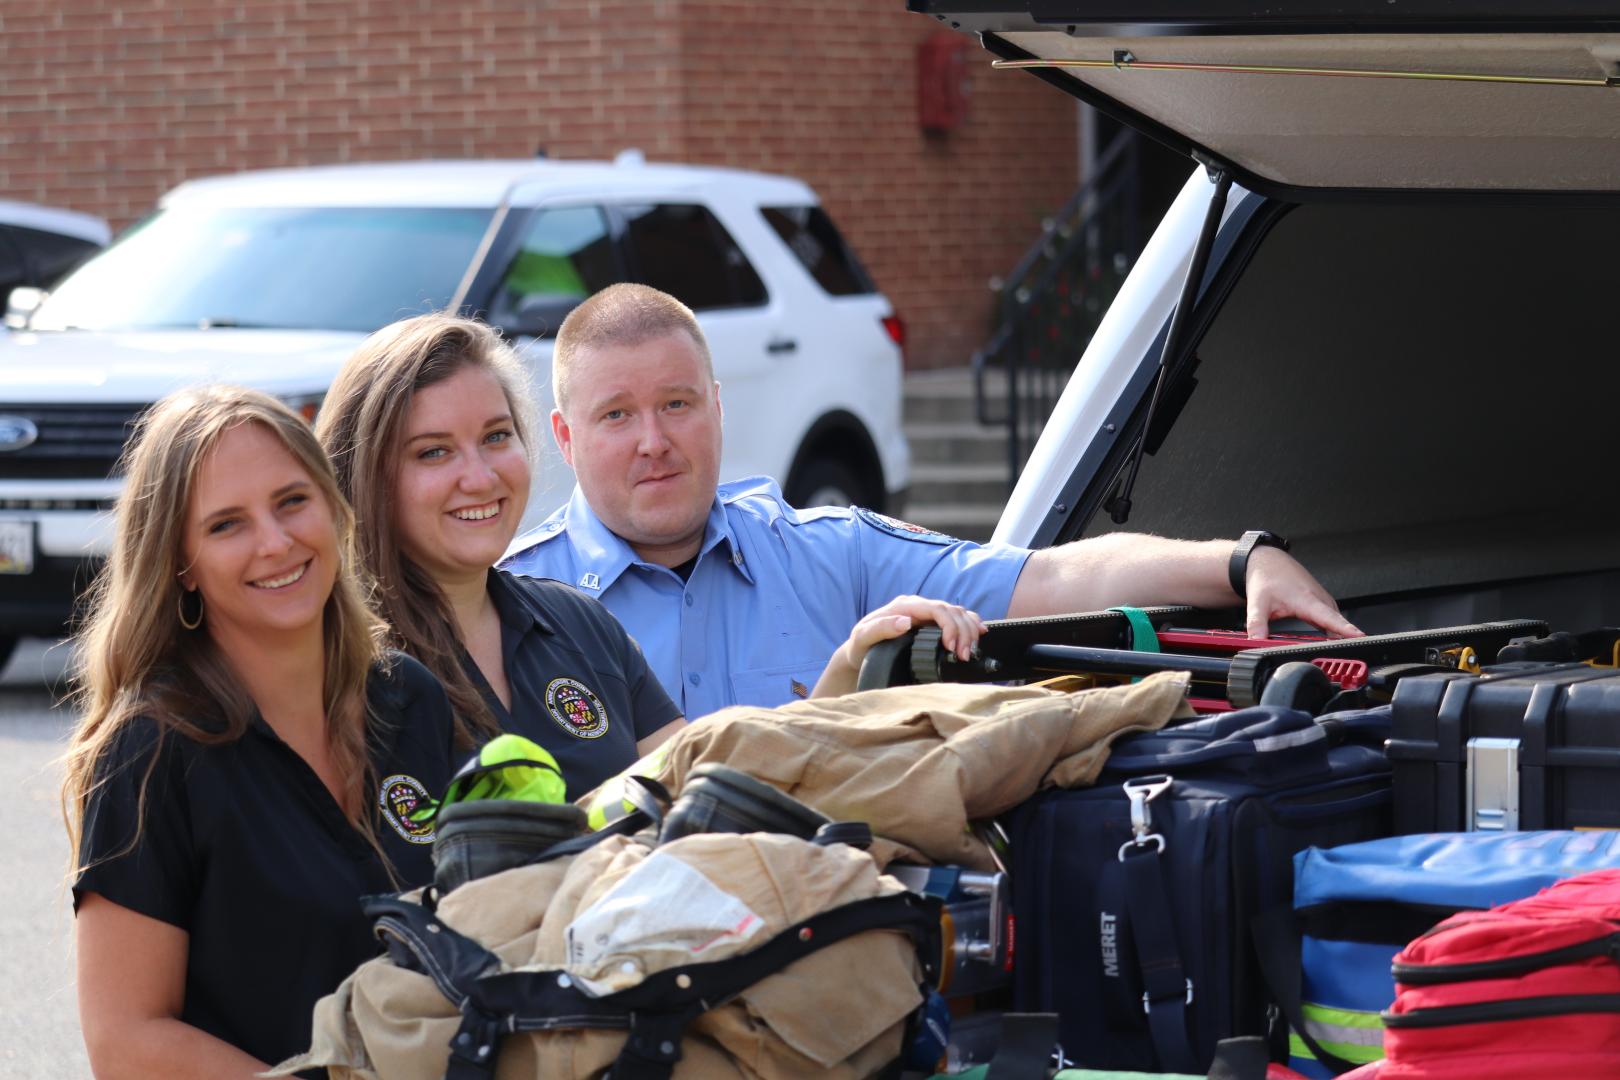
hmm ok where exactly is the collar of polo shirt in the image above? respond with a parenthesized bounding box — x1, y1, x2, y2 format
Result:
(563, 486, 754, 593)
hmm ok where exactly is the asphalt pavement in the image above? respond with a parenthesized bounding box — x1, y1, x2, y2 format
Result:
(1, 638, 90, 1078)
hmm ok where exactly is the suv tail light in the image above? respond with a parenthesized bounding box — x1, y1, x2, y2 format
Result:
(881, 313, 906, 350)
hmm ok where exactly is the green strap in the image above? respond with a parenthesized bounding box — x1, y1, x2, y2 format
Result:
(1109, 606, 1161, 653)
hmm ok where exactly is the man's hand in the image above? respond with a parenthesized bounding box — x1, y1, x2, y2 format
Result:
(1244, 546, 1361, 640)
(813, 595, 987, 698)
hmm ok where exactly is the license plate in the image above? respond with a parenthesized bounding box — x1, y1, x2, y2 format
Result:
(0, 521, 35, 575)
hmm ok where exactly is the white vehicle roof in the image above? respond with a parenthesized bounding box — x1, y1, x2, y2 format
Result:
(0, 200, 111, 245)
(160, 157, 818, 210)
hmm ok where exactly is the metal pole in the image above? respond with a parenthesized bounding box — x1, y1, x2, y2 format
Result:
(1106, 161, 1231, 524)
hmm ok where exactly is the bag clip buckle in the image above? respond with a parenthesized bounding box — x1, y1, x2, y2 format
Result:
(1142, 979, 1195, 1014)
(1117, 774, 1173, 861)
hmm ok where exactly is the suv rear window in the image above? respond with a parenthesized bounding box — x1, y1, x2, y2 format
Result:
(761, 206, 875, 296)
(622, 203, 766, 312)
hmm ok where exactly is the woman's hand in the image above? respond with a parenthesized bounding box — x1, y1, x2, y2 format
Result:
(812, 595, 988, 699)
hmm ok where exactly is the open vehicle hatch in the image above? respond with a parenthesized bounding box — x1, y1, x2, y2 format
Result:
(911, 2, 1620, 195)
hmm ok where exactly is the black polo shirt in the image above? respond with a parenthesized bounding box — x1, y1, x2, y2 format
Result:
(73, 652, 456, 1071)
(469, 570, 682, 798)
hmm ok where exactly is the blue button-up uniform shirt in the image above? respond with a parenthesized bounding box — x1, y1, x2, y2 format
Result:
(500, 477, 1032, 716)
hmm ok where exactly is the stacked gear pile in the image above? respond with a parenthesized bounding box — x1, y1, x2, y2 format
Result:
(276, 674, 1194, 1080)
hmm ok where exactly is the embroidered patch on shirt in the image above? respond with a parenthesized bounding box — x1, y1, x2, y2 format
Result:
(579, 572, 601, 590)
(377, 774, 436, 845)
(545, 677, 611, 740)
(791, 678, 809, 699)
(853, 507, 957, 546)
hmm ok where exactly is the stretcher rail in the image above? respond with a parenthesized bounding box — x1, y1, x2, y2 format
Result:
(857, 610, 1549, 709)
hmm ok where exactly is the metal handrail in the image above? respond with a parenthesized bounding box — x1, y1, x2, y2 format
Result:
(991, 130, 1135, 326)
(973, 130, 1147, 485)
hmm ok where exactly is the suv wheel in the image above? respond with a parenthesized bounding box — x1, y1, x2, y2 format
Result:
(786, 458, 868, 510)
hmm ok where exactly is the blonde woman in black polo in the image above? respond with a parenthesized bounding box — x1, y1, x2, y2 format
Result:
(63, 387, 457, 1076)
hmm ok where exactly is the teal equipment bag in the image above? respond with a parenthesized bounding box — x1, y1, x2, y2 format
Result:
(1259, 829, 1620, 1077)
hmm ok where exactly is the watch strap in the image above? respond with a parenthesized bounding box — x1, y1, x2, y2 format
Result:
(1228, 530, 1290, 599)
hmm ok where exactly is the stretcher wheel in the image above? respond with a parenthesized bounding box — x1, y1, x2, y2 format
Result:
(1258, 661, 1335, 715)
(856, 632, 920, 691)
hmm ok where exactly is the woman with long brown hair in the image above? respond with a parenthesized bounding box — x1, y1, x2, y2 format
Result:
(318, 314, 685, 796)
(63, 386, 455, 1077)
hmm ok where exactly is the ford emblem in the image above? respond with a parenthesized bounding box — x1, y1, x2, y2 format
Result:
(0, 416, 39, 452)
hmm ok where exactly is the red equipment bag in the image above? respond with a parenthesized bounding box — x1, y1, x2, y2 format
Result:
(1377, 868, 1620, 1078)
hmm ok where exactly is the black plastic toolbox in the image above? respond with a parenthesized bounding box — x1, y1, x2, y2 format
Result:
(1386, 663, 1620, 833)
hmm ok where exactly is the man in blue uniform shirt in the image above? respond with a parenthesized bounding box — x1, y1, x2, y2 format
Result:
(502, 285, 1359, 716)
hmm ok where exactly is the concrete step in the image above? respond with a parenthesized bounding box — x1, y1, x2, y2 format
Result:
(902, 367, 1010, 425)
(903, 422, 1010, 468)
(902, 502, 1003, 545)
(901, 368, 1014, 545)
(907, 462, 1011, 506)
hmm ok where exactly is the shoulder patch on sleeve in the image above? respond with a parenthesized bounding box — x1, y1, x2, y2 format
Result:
(853, 507, 959, 546)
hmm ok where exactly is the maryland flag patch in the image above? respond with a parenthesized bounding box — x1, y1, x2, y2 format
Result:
(377, 774, 436, 844)
(545, 677, 610, 740)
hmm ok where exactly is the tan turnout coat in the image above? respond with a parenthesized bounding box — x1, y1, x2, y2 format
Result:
(277, 674, 1192, 1079)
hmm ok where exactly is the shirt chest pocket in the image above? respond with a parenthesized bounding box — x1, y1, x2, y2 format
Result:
(729, 660, 828, 710)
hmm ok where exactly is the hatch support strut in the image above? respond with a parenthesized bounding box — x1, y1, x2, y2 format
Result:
(1105, 157, 1231, 525)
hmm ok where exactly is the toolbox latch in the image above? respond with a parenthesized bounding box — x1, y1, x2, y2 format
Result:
(1467, 736, 1520, 832)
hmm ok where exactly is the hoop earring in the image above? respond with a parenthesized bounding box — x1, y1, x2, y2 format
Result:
(178, 589, 205, 631)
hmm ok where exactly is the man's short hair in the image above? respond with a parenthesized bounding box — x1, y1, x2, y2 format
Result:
(553, 284, 714, 415)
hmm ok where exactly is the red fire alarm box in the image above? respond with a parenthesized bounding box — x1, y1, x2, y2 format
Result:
(918, 31, 971, 133)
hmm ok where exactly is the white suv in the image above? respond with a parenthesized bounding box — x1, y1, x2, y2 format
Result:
(0, 157, 908, 663)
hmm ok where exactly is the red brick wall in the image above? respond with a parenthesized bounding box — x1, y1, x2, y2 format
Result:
(677, 1, 1078, 369)
(0, 0, 1077, 369)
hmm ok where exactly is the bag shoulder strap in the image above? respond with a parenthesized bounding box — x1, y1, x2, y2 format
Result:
(984, 1013, 1060, 1080)
(1120, 843, 1200, 1073)
(1250, 906, 1360, 1075)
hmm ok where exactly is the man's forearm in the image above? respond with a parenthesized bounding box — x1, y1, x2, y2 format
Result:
(1005, 532, 1359, 638)
(1006, 533, 1235, 619)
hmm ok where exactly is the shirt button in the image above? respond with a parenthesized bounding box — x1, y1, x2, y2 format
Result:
(684, 594, 694, 607)
(688, 673, 701, 686)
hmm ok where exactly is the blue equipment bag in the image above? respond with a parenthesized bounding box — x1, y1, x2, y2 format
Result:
(1005, 705, 1395, 1074)
(1259, 829, 1620, 1077)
